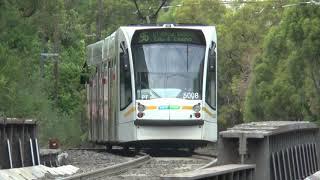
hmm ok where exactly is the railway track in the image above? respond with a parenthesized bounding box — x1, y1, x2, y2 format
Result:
(107, 154, 213, 179)
(62, 155, 151, 180)
(61, 148, 215, 180)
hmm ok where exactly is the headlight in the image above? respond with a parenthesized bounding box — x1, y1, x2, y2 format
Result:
(193, 103, 201, 112)
(137, 103, 146, 112)
(137, 112, 144, 118)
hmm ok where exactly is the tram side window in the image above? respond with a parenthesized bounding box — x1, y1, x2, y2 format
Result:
(120, 41, 132, 110)
(206, 46, 216, 109)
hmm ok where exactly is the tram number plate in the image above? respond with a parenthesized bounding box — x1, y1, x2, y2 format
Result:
(183, 92, 199, 100)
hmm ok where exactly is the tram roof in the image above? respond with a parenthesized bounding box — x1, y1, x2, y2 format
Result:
(86, 24, 216, 66)
(127, 23, 210, 26)
(119, 24, 215, 30)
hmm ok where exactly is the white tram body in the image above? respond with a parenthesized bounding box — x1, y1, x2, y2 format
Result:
(86, 24, 217, 148)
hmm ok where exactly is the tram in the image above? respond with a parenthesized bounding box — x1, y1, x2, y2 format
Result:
(84, 24, 217, 149)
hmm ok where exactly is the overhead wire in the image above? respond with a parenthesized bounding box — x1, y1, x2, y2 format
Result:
(132, 0, 168, 23)
(131, 0, 320, 23)
(137, 0, 320, 10)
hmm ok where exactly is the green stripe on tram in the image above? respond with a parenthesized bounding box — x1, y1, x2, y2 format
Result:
(158, 105, 181, 110)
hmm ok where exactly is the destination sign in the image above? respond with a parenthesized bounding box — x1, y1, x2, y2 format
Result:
(132, 29, 205, 45)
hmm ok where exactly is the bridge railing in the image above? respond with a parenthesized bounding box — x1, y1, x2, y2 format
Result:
(0, 117, 40, 169)
(219, 121, 320, 180)
(162, 121, 320, 180)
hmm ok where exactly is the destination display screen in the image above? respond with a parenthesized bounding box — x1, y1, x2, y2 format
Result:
(132, 29, 206, 45)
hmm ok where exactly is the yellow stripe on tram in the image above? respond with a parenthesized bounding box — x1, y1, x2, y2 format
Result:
(202, 107, 216, 118)
(182, 106, 193, 110)
(146, 106, 157, 110)
(124, 106, 135, 117)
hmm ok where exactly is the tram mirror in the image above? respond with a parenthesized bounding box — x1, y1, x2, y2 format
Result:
(124, 53, 129, 71)
(209, 49, 216, 72)
(211, 41, 216, 50)
(120, 50, 129, 71)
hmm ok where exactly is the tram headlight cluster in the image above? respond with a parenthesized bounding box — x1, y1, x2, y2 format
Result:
(137, 112, 144, 118)
(137, 103, 145, 118)
(138, 103, 146, 112)
(193, 104, 201, 112)
(193, 103, 201, 118)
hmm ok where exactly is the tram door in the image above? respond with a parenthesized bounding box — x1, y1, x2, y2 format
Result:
(87, 75, 93, 141)
(102, 62, 109, 141)
(109, 58, 117, 141)
(90, 71, 98, 141)
(105, 59, 115, 141)
(101, 37, 117, 142)
(98, 64, 104, 142)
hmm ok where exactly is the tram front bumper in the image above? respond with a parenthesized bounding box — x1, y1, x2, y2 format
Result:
(134, 119, 204, 126)
(135, 120, 204, 140)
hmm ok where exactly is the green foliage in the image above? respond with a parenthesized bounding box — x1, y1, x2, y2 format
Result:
(0, 0, 147, 147)
(244, 4, 320, 123)
(158, 0, 226, 24)
(0, 0, 87, 147)
(1, 0, 320, 147)
(0, 1, 41, 117)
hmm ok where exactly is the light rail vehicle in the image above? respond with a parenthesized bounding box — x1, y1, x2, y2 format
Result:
(84, 24, 217, 150)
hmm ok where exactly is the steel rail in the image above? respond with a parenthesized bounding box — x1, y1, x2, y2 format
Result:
(195, 159, 218, 170)
(62, 155, 151, 180)
(191, 154, 215, 161)
(192, 151, 217, 158)
(191, 154, 218, 170)
(67, 147, 107, 151)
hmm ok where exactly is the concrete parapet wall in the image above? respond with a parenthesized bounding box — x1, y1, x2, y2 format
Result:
(218, 121, 320, 180)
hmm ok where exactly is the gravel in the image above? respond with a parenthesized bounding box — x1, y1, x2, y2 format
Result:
(63, 144, 217, 179)
(105, 157, 211, 180)
(194, 142, 217, 157)
(66, 150, 134, 174)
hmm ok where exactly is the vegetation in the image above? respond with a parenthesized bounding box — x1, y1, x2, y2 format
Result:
(244, 5, 320, 123)
(0, 0, 319, 146)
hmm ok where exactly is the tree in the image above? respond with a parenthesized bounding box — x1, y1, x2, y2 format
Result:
(244, 4, 320, 123)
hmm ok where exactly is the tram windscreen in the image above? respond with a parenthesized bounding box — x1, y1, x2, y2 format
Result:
(132, 29, 206, 100)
